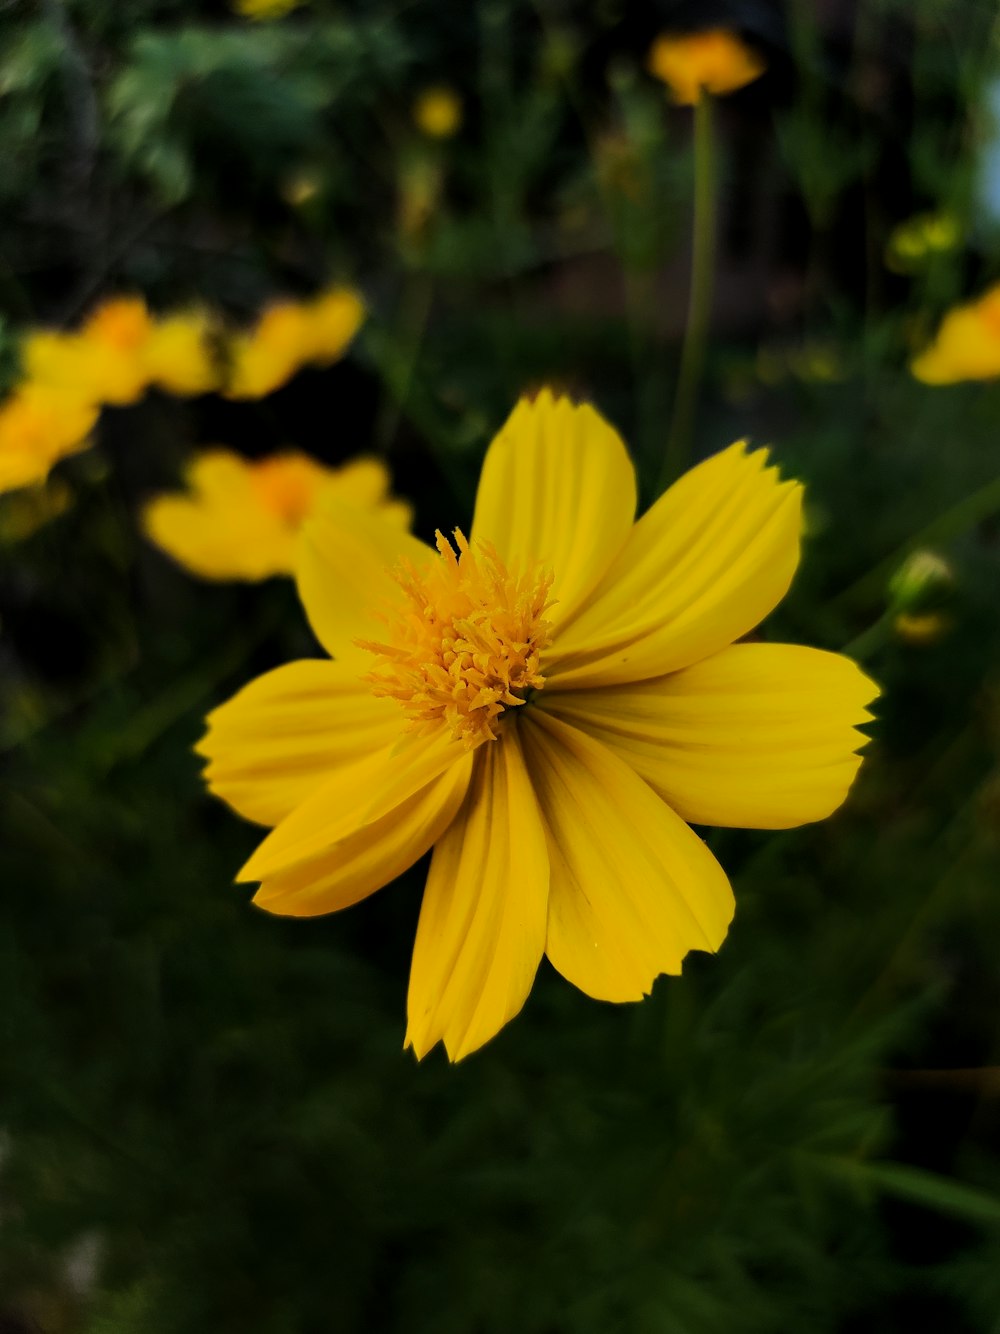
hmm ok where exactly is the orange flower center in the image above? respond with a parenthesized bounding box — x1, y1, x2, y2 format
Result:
(359, 530, 553, 749)
(249, 456, 325, 525)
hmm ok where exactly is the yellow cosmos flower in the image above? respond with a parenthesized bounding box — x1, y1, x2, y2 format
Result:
(223, 287, 365, 400)
(911, 284, 1000, 384)
(199, 392, 877, 1061)
(142, 449, 410, 581)
(648, 29, 766, 105)
(413, 87, 463, 139)
(0, 382, 99, 494)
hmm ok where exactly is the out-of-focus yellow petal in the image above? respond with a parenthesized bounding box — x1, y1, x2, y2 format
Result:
(648, 29, 766, 105)
(521, 710, 734, 1003)
(545, 442, 802, 689)
(541, 643, 878, 830)
(144, 312, 221, 396)
(0, 381, 99, 494)
(299, 287, 366, 365)
(471, 390, 637, 627)
(911, 289, 1000, 384)
(405, 729, 549, 1061)
(197, 658, 401, 826)
(223, 303, 311, 399)
(252, 755, 473, 919)
(222, 288, 364, 399)
(296, 497, 433, 662)
(142, 448, 294, 581)
(239, 727, 466, 884)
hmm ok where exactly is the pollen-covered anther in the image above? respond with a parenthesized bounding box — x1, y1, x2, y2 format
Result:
(358, 529, 554, 749)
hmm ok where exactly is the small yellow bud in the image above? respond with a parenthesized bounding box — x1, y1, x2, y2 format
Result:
(413, 87, 463, 140)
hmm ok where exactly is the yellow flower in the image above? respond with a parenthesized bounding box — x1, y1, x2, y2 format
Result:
(233, 0, 303, 19)
(199, 391, 877, 1061)
(142, 449, 410, 581)
(223, 287, 365, 399)
(413, 87, 463, 139)
(648, 29, 766, 105)
(911, 284, 1000, 384)
(0, 381, 99, 494)
(144, 311, 222, 396)
(24, 296, 154, 407)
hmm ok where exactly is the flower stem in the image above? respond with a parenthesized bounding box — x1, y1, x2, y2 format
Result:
(660, 90, 716, 491)
(833, 471, 1000, 611)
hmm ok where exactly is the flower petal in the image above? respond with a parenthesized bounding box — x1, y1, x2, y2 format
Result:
(239, 726, 465, 884)
(470, 390, 637, 626)
(405, 729, 549, 1062)
(296, 498, 434, 663)
(544, 442, 803, 688)
(541, 644, 878, 830)
(520, 710, 734, 1003)
(252, 752, 473, 918)
(197, 658, 400, 827)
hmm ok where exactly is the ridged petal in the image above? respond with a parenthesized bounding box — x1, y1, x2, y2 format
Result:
(521, 711, 734, 1003)
(405, 730, 549, 1062)
(470, 390, 637, 626)
(544, 442, 803, 689)
(252, 753, 473, 918)
(239, 727, 465, 884)
(197, 658, 400, 827)
(541, 644, 878, 830)
(296, 498, 433, 663)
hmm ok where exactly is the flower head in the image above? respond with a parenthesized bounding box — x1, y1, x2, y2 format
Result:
(200, 391, 877, 1060)
(413, 87, 463, 139)
(0, 381, 99, 494)
(911, 283, 1000, 384)
(648, 29, 765, 105)
(142, 449, 410, 581)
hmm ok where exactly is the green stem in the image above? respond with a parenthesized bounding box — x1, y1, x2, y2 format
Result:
(841, 609, 895, 662)
(660, 90, 716, 491)
(833, 471, 1000, 611)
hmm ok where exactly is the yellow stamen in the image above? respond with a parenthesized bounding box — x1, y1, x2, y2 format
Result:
(359, 530, 553, 749)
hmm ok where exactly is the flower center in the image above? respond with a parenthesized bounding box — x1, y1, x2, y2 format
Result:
(359, 529, 553, 749)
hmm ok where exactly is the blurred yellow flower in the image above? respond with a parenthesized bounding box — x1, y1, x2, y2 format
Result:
(223, 287, 365, 399)
(199, 390, 877, 1061)
(233, 0, 303, 19)
(910, 284, 1000, 384)
(142, 449, 410, 581)
(413, 87, 463, 139)
(0, 382, 99, 494)
(648, 29, 766, 105)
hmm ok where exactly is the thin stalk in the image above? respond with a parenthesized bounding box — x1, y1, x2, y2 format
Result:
(832, 471, 1000, 612)
(660, 90, 716, 491)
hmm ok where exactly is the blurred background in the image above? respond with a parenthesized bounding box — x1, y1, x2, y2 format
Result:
(3, 0, 1000, 1329)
